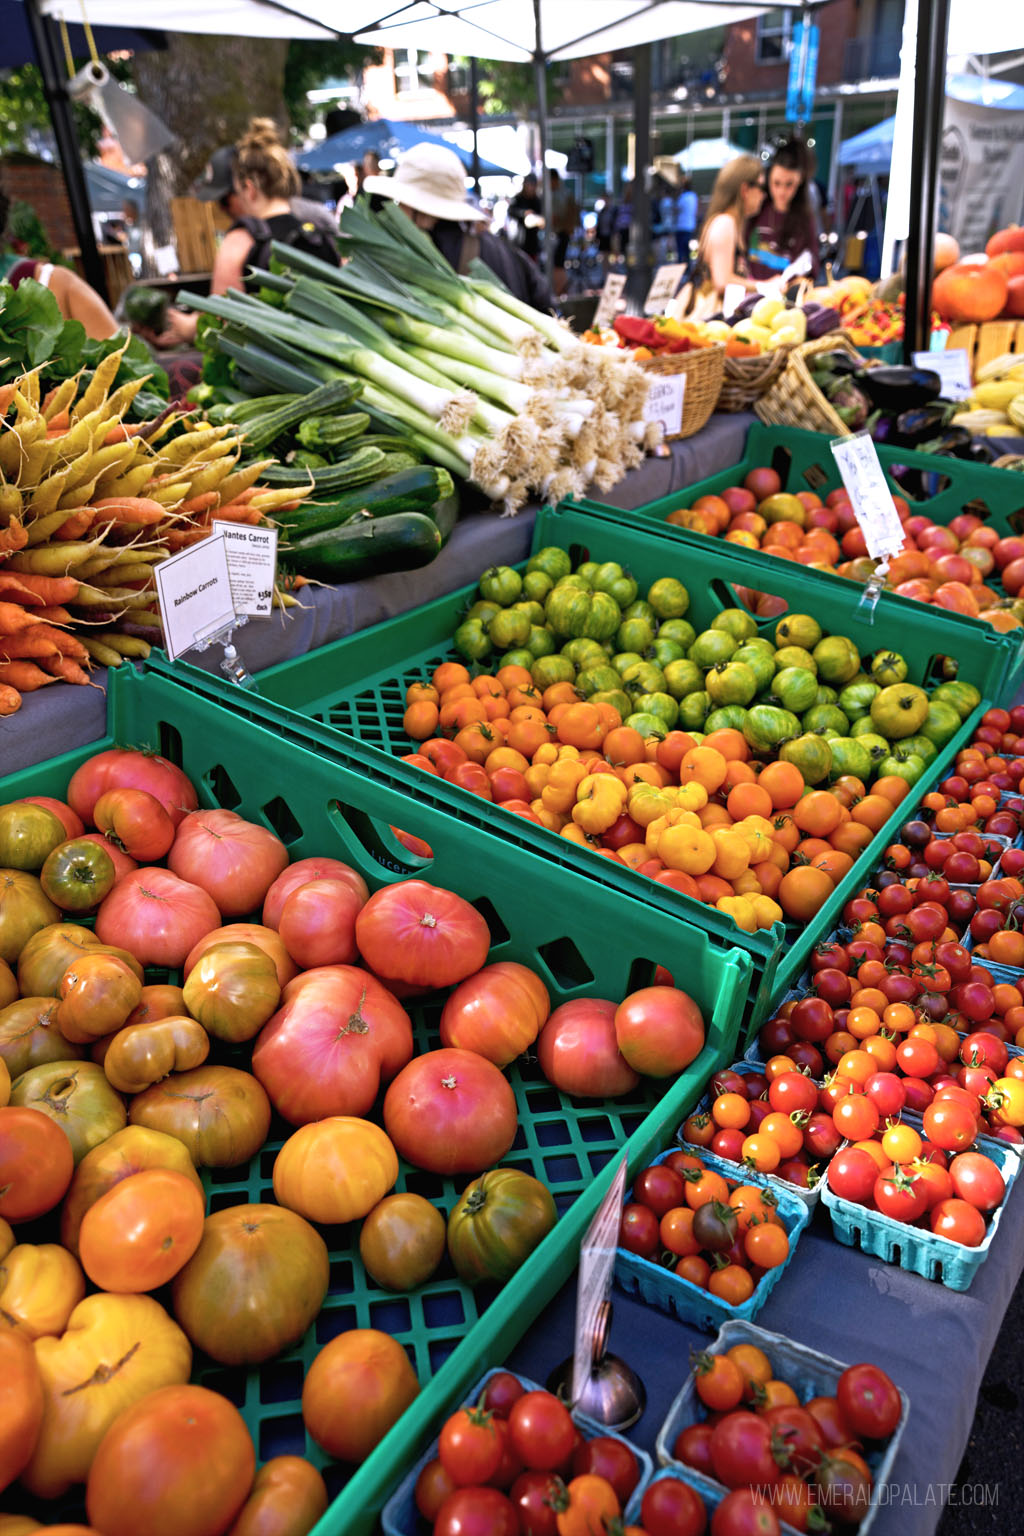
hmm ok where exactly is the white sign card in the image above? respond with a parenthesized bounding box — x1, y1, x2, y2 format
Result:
(154, 534, 236, 662)
(572, 1155, 628, 1405)
(593, 273, 626, 330)
(911, 348, 972, 402)
(830, 432, 905, 565)
(643, 263, 687, 315)
(723, 282, 748, 320)
(642, 373, 686, 438)
(212, 520, 278, 617)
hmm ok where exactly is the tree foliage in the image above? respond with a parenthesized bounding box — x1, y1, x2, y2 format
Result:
(0, 60, 119, 156)
(283, 41, 380, 134)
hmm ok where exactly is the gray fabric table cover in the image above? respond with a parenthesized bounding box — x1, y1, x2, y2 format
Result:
(505, 1187, 1024, 1536)
(0, 414, 755, 776)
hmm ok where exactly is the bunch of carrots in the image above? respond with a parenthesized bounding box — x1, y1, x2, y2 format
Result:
(0, 346, 309, 716)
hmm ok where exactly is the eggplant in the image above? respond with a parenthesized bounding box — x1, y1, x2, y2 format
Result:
(859, 365, 943, 413)
(892, 402, 957, 448)
(828, 379, 872, 430)
(811, 349, 863, 378)
(804, 306, 841, 339)
(733, 291, 761, 319)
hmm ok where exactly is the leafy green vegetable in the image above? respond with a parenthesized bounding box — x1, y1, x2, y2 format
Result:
(0, 278, 169, 417)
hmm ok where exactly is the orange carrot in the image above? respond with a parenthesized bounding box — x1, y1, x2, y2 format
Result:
(209, 503, 263, 524)
(0, 683, 21, 715)
(103, 422, 149, 445)
(90, 497, 169, 525)
(0, 660, 55, 690)
(52, 509, 97, 540)
(0, 574, 44, 605)
(33, 605, 75, 625)
(38, 654, 98, 686)
(179, 492, 220, 515)
(0, 602, 44, 635)
(0, 633, 60, 660)
(45, 411, 71, 436)
(4, 572, 81, 605)
(0, 518, 28, 554)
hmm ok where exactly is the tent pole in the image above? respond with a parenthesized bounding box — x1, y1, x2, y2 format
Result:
(903, 0, 950, 361)
(469, 54, 481, 195)
(25, 0, 109, 302)
(630, 42, 653, 304)
(533, 0, 554, 286)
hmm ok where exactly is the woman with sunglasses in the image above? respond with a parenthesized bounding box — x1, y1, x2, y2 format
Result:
(690, 156, 766, 309)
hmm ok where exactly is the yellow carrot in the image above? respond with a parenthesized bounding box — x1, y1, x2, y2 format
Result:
(73, 345, 127, 420)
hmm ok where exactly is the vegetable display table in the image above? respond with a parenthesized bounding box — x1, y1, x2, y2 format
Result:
(504, 1177, 1024, 1536)
(0, 414, 755, 774)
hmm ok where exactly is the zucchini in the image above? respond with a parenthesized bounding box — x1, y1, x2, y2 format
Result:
(297, 412, 371, 451)
(258, 446, 387, 490)
(280, 512, 442, 582)
(243, 379, 361, 452)
(276, 466, 455, 538)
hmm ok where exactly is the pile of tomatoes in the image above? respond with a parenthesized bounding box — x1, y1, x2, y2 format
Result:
(665, 463, 1024, 633)
(620, 1153, 793, 1307)
(410, 1371, 643, 1536)
(673, 1338, 903, 1532)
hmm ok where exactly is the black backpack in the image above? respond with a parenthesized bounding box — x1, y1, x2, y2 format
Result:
(239, 213, 340, 287)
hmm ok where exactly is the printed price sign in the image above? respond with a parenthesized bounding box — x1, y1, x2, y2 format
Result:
(643, 263, 686, 315)
(911, 348, 972, 402)
(831, 433, 905, 564)
(642, 373, 686, 438)
(154, 535, 236, 662)
(572, 1155, 627, 1405)
(212, 520, 278, 617)
(592, 273, 626, 329)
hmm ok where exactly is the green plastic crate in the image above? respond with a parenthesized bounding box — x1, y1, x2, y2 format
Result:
(153, 499, 991, 1023)
(581, 420, 1024, 695)
(0, 665, 749, 1536)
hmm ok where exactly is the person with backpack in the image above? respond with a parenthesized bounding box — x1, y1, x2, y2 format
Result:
(152, 119, 340, 348)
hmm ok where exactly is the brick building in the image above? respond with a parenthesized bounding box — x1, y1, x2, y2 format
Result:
(1, 153, 77, 253)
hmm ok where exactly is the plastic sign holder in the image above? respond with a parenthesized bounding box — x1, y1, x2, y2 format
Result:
(830, 432, 905, 623)
(153, 532, 264, 688)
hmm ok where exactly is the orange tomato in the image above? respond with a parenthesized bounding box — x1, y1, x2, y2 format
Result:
(432, 662, 471, 693)
(438, 697, 488, 733)
(702, 728, 750, 762)
(225, 1456, 328, 1536)
(680, 746, 729, 792)
(708, 1266, 755, 1305)
(722, 760, 758, 789)
(556, 702, 606, 750)
(302, 1328, 420, 1463)
(792, 792, 843, 838)
(830, 821, 875, 858)
(777, 865, 834, 922)
(0, 1330, 44, 1494)
(602, 726, 647, 767)
(496, 664, 533, 690)
(402, 701, 440, 741)
(757, 761, 805, 809)
(78, 1169, 205, 1293)
(726, 782, 774, 821)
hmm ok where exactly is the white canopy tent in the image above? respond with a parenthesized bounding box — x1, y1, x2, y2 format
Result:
(672, 136, 748, 172)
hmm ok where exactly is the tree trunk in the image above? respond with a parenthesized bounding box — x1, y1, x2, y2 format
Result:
(132, 35, 289, 264)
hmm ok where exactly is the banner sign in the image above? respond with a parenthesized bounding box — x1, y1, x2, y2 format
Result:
(940, 96, 1024, 253)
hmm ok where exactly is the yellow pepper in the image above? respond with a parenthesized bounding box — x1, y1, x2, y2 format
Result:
(541, 758, 589, 814)
(572, 774, 628, 835)
(716, 895, 758, 933)
(628, 782, 678, 828)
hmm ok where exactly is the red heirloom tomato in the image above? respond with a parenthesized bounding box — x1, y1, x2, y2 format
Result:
(96, 868, 221, 969)
(440, 961, 550, 1067)
(67, 747, 198, 828)
(252, 965, 414, 1123)
(383, 1048, 517, 1175)
(0, 1103, 75, 1222)
(169, 810, 289, 920)
(277, 879, 366, 969)
(836, 1363, 902, 1439)
(262, 857, 369, 928)
(356, 880, 491, 989)
(535, 998, 640, 1098)
(22, 794, 85, 840)
(613, 986, 705, 1077)
(92, 789, 175, 863)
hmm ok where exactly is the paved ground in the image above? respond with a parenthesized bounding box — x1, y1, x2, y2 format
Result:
(937, 1269, 1024, 1535)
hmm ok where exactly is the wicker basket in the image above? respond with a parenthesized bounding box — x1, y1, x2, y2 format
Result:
(717, 348, 789, 412)
(754, 333, 867, 436)
(635, 342, 725, 440)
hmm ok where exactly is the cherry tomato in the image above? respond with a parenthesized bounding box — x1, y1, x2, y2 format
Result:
(930, 1197, 987, 1246)
(435, 1487, 520, 1536)
(571, 1436, 640, 1504)
(510, 1470, 560, 1536)
(481, 1371, 526, 1420)
(949, 1151, 1005, 1211)
(873, 1168, 929, 1223)
(709, 1412, 781, 1489)
(641, 1476, 709, 1536)
(633, 1164, 686, 1218)
(508, 1391, 576, 1472)
(439, 1405, 504, 1486)
(829, 1148, 884, 1206)
(836, 1362, 903, 1439)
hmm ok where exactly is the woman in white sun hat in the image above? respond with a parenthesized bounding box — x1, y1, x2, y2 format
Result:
(364, 141, 553, 313)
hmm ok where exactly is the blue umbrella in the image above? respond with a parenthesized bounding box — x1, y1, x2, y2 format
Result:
(296, 118, 513, 177)
(84, 162, 147, 214)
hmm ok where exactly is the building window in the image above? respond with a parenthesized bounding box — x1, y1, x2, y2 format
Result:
(394, 50, 433, 94)
(755, 9, 794, 64)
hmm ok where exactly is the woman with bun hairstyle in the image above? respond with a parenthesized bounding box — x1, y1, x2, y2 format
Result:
(155, 117, 338, 348)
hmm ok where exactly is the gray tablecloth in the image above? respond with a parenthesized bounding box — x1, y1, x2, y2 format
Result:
(505, 1181, 1024, 1536)
(0, 414, 755, 775)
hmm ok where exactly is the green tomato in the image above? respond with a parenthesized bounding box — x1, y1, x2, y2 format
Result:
(689, 630, 738, 668)
(623, 600, 657, 627)
(591, 561, 638, 609)
(657, 618, 697, 650)
(646, 577, 690, 619)
(899, 732, 938, 765)
(870, 683, 929, 740)
(678, 691, 711, 731)
(513, 599, 546, 626)
(851, 731, 894, 766)
(773, 645, 817, 675)
(612, 651, 645, 674)
(454, 617, 492, 661)
(466, 599, 501, 625)
(850, 715, 881, 739)
(802, 704, 850, 736)
(706, 661, 758, 708)
(779, 732, 833, 785)
(775, 613, 823, 651)
(576, 664, 622, 697)
(770, 667, 819, 715)
(576, 561, 600, 585)
(563, 637, 607, 668)
(711, 607, 758, 642)
(705, 706, 750, 734)
(825, 738, 873, 784)
(618, 617, 655, 654)
(876, 752, 926, 787)
(622, 661, 666, 697)
(743, 704, 801, 755)
(634, 692, 679, 728)
(526, 546, 571, 583)
(812, 635, 861, 686)
(591, 688, 632, 720)
(649, 637, 686, 667)
(663, 659, 705, 700)
(488, 608, 532, 650)
(500, 648, 535, 670)
(920, 701, 962, 748)
(812, 685, 839, 707)
(526, 625, 557, 658)
(478, 565, 522, 605)
(625, 711, 669, 739)
(522, 568, 553, 602)
(531, 654, 575, 688)
(732, 644, 776, 694)
(838, 681, 880, 722)
(870, 649, 908, 687)
(930, 680, 981, 721)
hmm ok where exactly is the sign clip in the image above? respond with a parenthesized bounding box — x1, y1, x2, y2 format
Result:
(192, 616, 258, 690)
